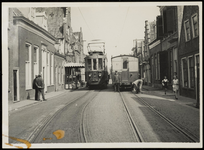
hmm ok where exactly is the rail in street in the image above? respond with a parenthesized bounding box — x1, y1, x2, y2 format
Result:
(28, 90, 93, 143)
(119, 92, 144, 142)
(134, 93, 199, 142)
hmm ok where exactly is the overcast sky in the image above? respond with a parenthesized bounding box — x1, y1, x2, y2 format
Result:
(71, 4, 160, 68)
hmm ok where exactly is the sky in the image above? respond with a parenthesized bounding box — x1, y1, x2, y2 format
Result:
(71, 4, 160, 68)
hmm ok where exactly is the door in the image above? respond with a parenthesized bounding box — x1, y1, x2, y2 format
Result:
(160, 51, 168, 81)
(121, 57, 129, 82)
(13, 70, 19, 101)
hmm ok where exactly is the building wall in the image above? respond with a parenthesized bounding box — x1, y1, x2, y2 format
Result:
(8, 8, 19, 103)
(14, 22, 56, 101)
(178, 6, 199, 99)
(54, 54, 66, 91)
(149, 40, 162, 88)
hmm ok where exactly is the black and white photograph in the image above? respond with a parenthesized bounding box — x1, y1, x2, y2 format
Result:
(2, 2, 202, 148)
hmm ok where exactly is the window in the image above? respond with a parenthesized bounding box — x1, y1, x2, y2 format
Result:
(47, 52, 50, 85)
(182, 58, 188, 87)
(155, 54, 157, 79)
(58, 66, 61, 84)
(191, 14, 198, 38)
(170, 50, 173, 80)
(25, 43, 32, 89)
(33, 46, 39, 78)
(157, 53, 160, 80)
(87, 59, 92, 70)
(98, 58, 103, 70)
(188, 56, 194, 88)
(51, 54, 54, 85)
(93, 59, 97, 70)
(61, 67, 63, 84)
(123, 59, 128, 69)
(184, 20, 191, 41)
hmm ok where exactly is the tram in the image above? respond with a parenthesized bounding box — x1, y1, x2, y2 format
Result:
(84, 40, 109, 89)
(111, 55, 139, 90)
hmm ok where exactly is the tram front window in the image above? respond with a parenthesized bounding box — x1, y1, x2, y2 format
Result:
(98, 58, 102, 70)
(88, 59, 92, 70)
(93, 59, 97, 70)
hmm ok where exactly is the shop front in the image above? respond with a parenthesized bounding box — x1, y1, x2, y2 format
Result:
(64, 63, 85, 90)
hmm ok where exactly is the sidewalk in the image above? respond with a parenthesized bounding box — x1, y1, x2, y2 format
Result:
(9, 89, 70, 113)
(9, 85, 88, 113)
(142, 85, 198, 108)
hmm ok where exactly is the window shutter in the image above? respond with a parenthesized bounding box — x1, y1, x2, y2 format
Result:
(166, 8, 174, 33)
(156, 15, 163, 39)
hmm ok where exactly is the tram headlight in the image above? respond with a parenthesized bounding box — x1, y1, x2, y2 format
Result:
(98, 72, 102, 77)
(89, 73, 92, 77)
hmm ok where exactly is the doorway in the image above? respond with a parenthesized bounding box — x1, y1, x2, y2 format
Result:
(13, 69, 19, 101)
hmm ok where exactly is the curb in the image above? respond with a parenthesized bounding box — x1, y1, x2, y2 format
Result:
(9, 90, 69, 113)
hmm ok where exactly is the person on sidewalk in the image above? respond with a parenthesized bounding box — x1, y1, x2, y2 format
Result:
(32, 75, 38, 100)
(35, 75, 47, 102)
(162, 76, 169, 95)
(172, 75, 179, 99)
(132, 78, 144, 94)
(113, 71, 121, 92)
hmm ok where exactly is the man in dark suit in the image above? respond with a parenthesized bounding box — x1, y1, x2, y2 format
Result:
(32, 75, 38, 100)
(35, 75, 47, 102)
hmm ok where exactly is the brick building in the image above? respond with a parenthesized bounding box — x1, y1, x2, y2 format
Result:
(148, 6, 182, 88)
(8, 8, 57, 103)
(178, 6, 199, 99)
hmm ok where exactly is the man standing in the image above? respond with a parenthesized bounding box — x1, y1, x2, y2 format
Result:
(113, 71, 121, 92)
(132, 78, 144, 94)
(32, 75, 38, 100)
(35, 75, 47, 102)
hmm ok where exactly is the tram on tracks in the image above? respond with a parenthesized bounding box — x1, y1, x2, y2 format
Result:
(111, 55, 139, 90)
(84, 40, 109, 89)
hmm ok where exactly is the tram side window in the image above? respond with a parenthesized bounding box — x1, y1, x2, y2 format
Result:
(93, 59, 97, 70)
(98, 58, 103, 70)
(123, 60, 128, 69)
(88, 59, 92, 70)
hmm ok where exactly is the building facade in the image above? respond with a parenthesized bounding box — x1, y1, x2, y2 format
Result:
(8, 7, 85, 104)
(148, 6, 181, 88)
(8, 8, 57, 104)
(178, 6, 199, 99)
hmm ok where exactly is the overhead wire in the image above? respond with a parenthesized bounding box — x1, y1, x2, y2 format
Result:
(78, 7, 95, 39)
(115, 7, 130, 46)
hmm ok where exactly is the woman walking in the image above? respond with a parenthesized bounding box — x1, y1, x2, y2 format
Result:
(162, 76, 169, 95)
(172, 75, 179, 99)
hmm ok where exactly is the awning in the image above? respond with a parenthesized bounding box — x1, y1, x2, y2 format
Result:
(64, 62, 85, 68)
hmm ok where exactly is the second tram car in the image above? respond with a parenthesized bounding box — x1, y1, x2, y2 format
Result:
(111, 55, 139, 90)
(85, 40, 109, 89)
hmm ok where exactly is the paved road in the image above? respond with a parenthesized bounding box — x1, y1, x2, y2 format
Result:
(8, 84, 199, 145)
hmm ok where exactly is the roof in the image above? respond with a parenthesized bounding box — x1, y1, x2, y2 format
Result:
(64, 62, 85, 68)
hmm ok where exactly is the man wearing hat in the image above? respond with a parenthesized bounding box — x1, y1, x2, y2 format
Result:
(113, 71, 121, 92)
(35, 74, 47, 101)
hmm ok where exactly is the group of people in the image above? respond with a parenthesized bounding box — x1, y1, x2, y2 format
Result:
(162, 75, 179, 99)
(113, 70, 179, 100)
(112, 71, 144, 93)
(32, 75, 47, 102)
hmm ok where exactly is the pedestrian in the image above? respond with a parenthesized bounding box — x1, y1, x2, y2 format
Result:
(32, 75, 38, 100)
(113, 71, 121, 92)
(35, 74, 47, 102)
(132, 78, 144, 94)
(162, 76, 169, 95)
(172, 75, 179, 99)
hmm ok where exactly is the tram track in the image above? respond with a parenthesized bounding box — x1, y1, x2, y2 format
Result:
(134, 93, 199, 142)
(80, 90, 102, 143)
(28, 90, 93, 143)
(119, 92, 144, 142)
